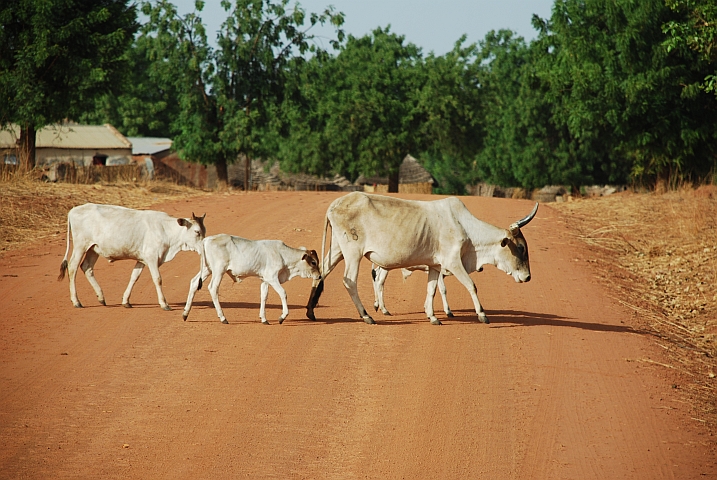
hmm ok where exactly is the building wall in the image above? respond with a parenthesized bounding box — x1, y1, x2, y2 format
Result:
(36, 148, 132, 167)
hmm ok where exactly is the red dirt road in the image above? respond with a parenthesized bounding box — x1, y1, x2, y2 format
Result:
(1, 192, 715, 479)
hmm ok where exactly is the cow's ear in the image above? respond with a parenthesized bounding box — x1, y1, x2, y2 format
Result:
(501, 237, 510, 247)
(177, 218, 190, 228)
(302, 253, 309, 261)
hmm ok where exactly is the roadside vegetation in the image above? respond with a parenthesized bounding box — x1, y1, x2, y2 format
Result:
(553, 187, 717, 428)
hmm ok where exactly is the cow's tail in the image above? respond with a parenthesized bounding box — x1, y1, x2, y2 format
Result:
(306, 212, 330, 320)
(58, 215, 72, 281)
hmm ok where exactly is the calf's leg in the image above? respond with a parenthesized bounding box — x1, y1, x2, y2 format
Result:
(146, 262, 171, 311)
(183, 267, 210, 321)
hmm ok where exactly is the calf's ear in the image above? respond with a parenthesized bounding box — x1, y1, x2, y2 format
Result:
(177, 218, 190, 228)
(501, 237, 510, 247)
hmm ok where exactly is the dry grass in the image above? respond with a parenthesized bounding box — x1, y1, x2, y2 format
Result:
(0, 172, 208, 253)
(552, 185, 717, 427)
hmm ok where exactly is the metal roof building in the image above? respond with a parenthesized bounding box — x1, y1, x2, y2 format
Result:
(0, 124, 133, 166)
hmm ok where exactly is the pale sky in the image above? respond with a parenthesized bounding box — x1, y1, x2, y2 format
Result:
(165, 0, 555, 55)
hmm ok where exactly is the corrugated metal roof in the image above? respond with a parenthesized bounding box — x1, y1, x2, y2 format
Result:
(0, 124, 131, 149)
(127, 137, 172, 155)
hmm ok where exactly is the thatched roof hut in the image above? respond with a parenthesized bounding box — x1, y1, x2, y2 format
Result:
(354, 154, 438, 194)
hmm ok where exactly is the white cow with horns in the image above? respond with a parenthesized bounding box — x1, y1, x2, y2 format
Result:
(306, 192, 538, 325)
(58, 203, 206, 310)
(182, 234, 321, 324)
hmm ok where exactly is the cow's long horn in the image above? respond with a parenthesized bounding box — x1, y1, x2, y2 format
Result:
(509, 202, 539, 232)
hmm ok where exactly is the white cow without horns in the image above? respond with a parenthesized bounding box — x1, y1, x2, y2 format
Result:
(58, 203, 207, 310)
(306, 192, 538, 325)
(182, 234, 321, 324)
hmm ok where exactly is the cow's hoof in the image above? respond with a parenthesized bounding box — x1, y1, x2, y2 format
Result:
(446, 312, 455, 318)
(306, 310, 316, 321)
(261, 320, 270, 325)
(99, 299, 106, 306)
(373, 304, 379, 312)
(279, 318, 285, 325)
(162, 305, 172, 311)
(430, 318, 443, 325)
(182, 313, 188, 321)
(382, 310, 392, 316)
(363, 316, 376, 325)
(73, 303, 83, 309)
(478, 314, 490, 324)
(220, 318, 229, 324)
(122, 303, 132, 308)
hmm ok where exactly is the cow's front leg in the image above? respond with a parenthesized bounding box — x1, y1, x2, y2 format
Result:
(343, 259, 374, 324)
(437, 272, 453, 317)
(146, 262, 171, 311)
(424, 268, 441, 325)
(122, 261, 145, 308)
(182, 267, 209, 321)
(448, 262, 488, 324)
(268, 280, 289, 325)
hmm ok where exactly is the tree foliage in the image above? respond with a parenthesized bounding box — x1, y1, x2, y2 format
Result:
(0, 0, 138, 168)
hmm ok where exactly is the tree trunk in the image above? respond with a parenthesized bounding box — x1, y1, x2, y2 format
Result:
(388, 170, 400, 193)
(244, 154, 251, 192)
(18, 124, 36, 172)
(215, 155, 229, 190)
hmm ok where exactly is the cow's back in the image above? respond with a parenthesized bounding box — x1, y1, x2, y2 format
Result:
(69, 204, 171, 260)
(327, 193, 466, 268)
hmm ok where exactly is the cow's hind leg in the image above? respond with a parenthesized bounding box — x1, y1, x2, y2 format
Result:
(68, 244, 89, 308)
(121, 262, 145, 308)
(372, 266, 391, 315)
(80, 249, 106, 305)
(424, 268, 442, 325)
(437, 273, 453, 317)
(207, 272, 228, 324)
(343, 258, 374, 324)
(259, 281, 271, 325)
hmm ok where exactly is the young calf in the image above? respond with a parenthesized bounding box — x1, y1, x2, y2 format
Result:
(183, 234, 321, 324)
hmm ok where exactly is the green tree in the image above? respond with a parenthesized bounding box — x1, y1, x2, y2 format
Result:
(278, 27, 423, 192)
(543, 0, 717, 184)
(663, 0, 717, 94)
(0, 0, 138, 169)
(417, 37, 484, 194)
(79, 33, 181, 138)
(139, 0, 343, 189)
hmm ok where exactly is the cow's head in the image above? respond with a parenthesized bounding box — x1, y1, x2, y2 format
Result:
(299, 248, 322, 280)
(177, 212, 207, 252)
(496, 203, 538, 283)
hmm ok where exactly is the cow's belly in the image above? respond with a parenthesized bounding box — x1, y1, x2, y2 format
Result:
(92, 244, 139, 262)
(365, 250, 436, 270)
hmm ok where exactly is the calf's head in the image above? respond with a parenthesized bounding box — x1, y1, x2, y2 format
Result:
(177, 212, 207, 252)
(299, 249, 321, 280)
(495, 203, 538, 283)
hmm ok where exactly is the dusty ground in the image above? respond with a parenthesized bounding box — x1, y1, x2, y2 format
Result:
(1, 191, 716, 479)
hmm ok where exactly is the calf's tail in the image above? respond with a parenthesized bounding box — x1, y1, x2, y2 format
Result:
(58, 216, 72, 281)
